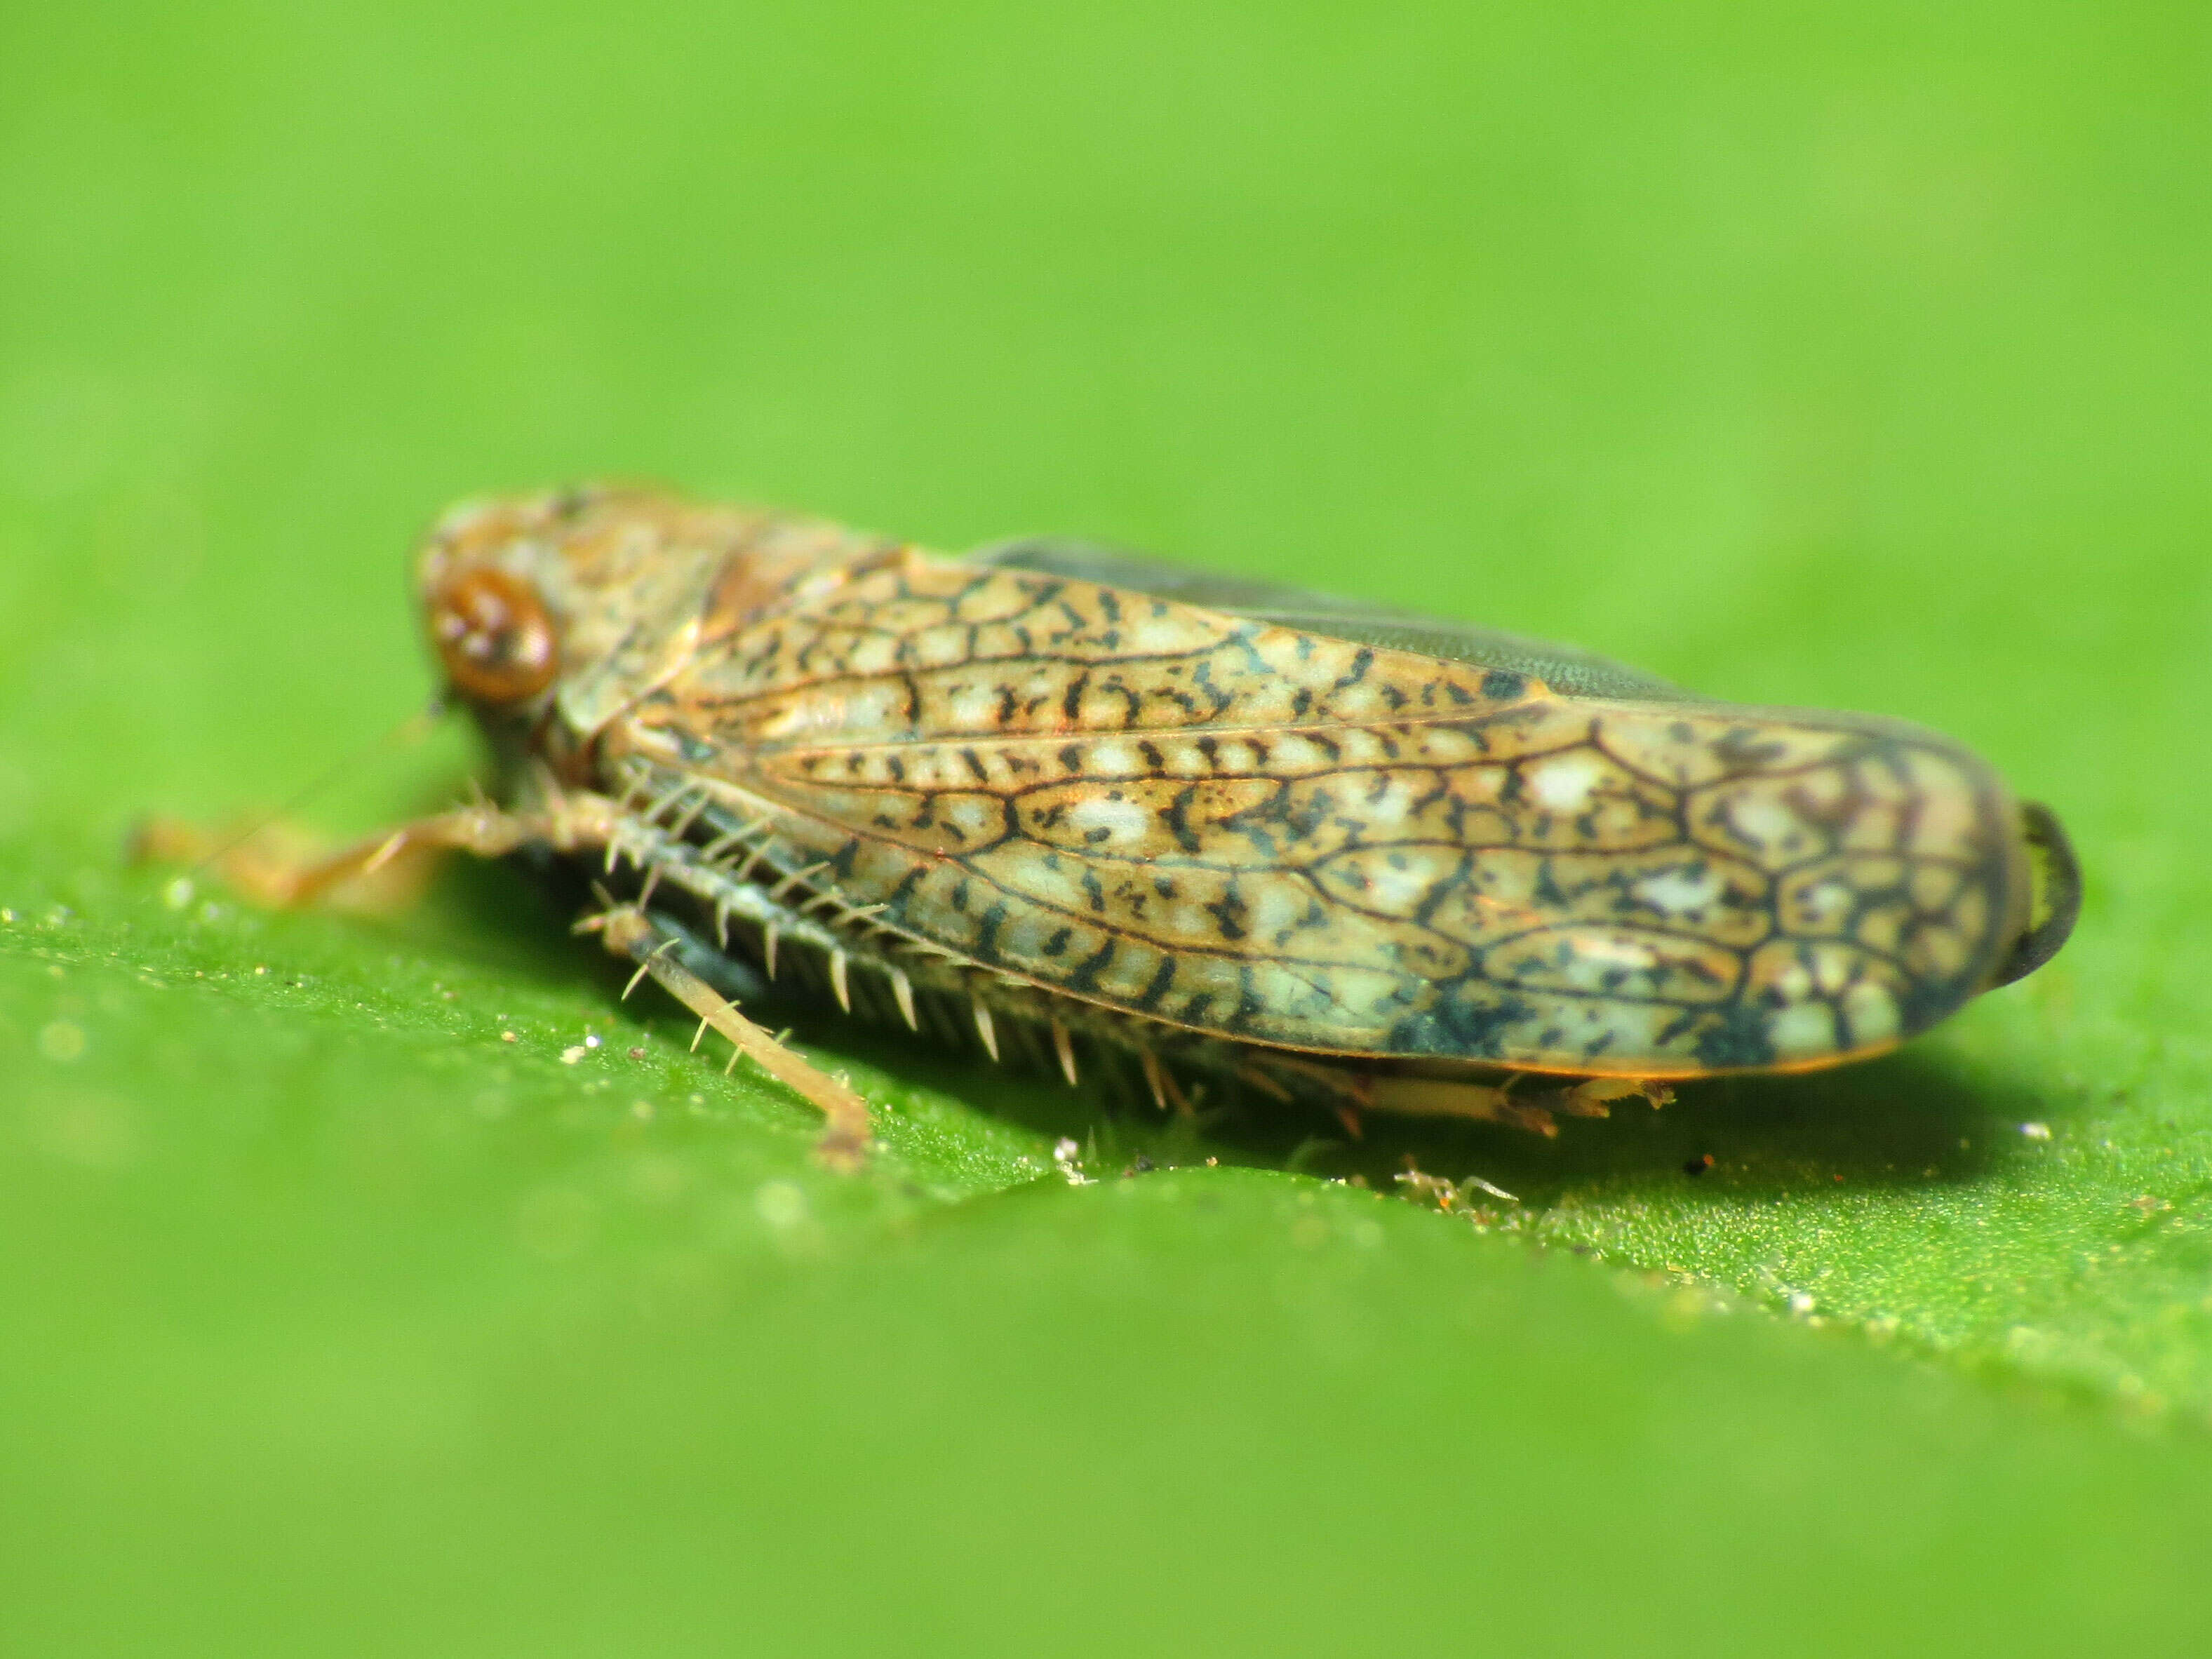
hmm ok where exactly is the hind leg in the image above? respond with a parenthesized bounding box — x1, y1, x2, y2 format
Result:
(1363, 1073, 1562, 1136)
(586, 906, 873, 1171)
(1557, 1077, 1675, 1116)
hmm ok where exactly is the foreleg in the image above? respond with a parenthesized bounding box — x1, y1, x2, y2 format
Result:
(137, 793, 876, 1168)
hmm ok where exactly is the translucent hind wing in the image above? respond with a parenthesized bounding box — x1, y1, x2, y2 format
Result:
(970, 537, 1693, 701)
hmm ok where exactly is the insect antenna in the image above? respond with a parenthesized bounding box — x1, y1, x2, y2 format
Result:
(166, 696, 449, 885)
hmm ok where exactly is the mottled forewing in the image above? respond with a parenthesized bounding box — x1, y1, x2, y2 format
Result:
(615, 552, 2025, 1075)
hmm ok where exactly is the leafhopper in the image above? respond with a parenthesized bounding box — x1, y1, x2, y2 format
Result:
(192, 489, 2081, 1165)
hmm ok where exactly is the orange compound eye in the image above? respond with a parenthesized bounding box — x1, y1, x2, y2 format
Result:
(429, 568, 558, 705)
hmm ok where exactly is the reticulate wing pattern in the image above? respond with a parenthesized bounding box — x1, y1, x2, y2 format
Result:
(606, 553, 2023, 1076)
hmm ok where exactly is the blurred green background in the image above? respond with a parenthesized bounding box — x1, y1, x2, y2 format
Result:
(5, 3, 2211, 1653)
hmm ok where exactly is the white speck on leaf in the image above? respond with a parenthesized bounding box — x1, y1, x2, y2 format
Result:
(37, 1021, 86, 1062)
(1052, 1136, 1093, 1186)
(756, 1181, 807, 1228)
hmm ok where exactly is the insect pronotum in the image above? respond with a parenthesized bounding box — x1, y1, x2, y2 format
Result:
(217, 488, 2082, 1166)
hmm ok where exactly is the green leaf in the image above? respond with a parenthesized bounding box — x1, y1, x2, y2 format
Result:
(5, 1, 2211, 1651)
